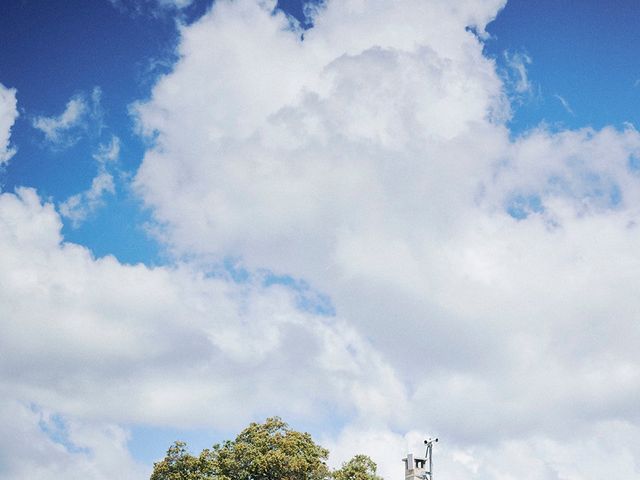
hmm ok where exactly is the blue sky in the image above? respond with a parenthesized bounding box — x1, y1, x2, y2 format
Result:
(485, 0, 640, 133)
(3, 1, 640, 479)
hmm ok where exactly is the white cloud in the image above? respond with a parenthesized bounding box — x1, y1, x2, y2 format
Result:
(58, 172, 114, 226)
(328, 423, 640, 480)
(0, 82, 19, 165)
(5, 0, 640, 478)
(504, 51, 532, 94)
(158, 0, 193, 8)
(32, 88, 102, 147)
(33, 97, 86, 142)
(0, 187, 405, 477)
(109, 0, 194, 16)
(0, 401, 146, 480)
(127, 0, 640, 477)
(59, 137, 120, 226)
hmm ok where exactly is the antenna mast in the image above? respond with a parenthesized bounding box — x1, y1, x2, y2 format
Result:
(422, 438, 438, 480)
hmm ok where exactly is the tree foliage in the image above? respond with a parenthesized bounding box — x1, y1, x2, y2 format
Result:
(210, 417, 330, 480)
(150, 441, 215, 480)
(332, 455, 383, 480)
(150, 417, 382, 480)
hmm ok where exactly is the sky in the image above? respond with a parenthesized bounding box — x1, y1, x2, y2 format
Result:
(2, 0, 640, 479)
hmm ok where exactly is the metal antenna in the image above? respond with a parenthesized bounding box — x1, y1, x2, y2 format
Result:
(421, 438, 438, 480)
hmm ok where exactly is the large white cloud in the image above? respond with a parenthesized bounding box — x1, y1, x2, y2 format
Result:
(0, 187, 404, 478)
(4, 0, 640, 478)
(133, 0, 509, 275)
(0, 82, 18, 165)
(131, 0, 640, 478)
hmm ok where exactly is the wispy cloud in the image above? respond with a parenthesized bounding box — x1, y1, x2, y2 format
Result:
(504, 51, 533, 94)
(0, 83, 19, 165)
(554, 93, 575, 115)
(59, 136, 119, 226)
(108, 0, 194, 17)
(32, 87, 102, 148)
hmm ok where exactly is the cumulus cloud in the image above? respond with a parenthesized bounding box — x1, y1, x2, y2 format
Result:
(59, 136, 120, 226)
(0, 187, 404, 478)
(0, 82, 19, 165)
(4, 0, 640, 478)
(0, 401, 145, 480)
(127, 0, 640, 477)
(327, 423, 640, 480)
(32, 87, 102, 147)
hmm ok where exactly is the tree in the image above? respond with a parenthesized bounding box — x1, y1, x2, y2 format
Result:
(150, 418, 382, 480)
(210, 417, 330, 480)
(150, 441, 215, 480)
(332, 455, 383, 480)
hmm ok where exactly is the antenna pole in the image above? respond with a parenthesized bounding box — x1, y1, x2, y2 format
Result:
(423, 438, 438, 480)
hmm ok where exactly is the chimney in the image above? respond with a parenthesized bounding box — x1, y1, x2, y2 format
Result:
(402, 452, 427, 480)
(403, 438, 437, 480)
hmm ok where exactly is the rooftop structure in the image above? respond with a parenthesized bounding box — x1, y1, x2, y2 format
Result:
(403, 438, 437, 480)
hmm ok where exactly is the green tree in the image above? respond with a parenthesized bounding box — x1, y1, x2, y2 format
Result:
(150, 441, 215, 480)
(150, 417, 382, 480)
(151, 417, 331, 480)
(211, 417, 330, 480)
(332, 454, 383, 480)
